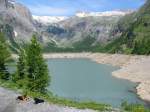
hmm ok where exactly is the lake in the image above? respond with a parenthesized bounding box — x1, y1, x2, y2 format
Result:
(47, 58, 143, 107)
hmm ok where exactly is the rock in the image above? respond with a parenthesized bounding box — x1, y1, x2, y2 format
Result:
(0, 0, 36, 42)
(0, 87, 97, 112)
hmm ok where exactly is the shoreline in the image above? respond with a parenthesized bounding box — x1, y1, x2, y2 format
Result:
(12, 53, 150, 103)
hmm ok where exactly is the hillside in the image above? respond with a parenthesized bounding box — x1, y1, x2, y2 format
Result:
(36, 11, 130, 47)
(105, 0, 150, 55)
(0, 0, 149, 54)
(0, 0, 130, 52)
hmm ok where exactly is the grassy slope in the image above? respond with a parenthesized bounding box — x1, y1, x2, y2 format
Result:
(104, 0, 150, 55)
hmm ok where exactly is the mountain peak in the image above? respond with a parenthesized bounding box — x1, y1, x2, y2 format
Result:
(33, 10, 133, 25)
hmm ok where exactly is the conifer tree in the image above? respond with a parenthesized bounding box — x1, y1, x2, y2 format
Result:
(0, 32, 11, 80)
(13, 48, 28, 88)
(26, 35, 50, 93)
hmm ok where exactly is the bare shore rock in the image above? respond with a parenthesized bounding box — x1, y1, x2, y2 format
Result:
(112, 57, 150, 102)
(0, 87, 97, 112)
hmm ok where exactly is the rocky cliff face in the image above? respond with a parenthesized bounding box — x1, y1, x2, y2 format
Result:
(0, 0, 36, 43)
(0, 0, 9, 8)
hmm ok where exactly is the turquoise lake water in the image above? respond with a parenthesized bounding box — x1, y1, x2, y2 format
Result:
(47, 58, 143, 107)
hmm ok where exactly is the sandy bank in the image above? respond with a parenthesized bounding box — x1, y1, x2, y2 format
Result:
(12, 53, 150, 103)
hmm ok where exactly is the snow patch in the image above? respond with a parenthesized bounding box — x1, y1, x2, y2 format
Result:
(32, 10, 133, 25)
(75, 11, 132, 17)
(8, 0, 15, 5)
(33, 15, 68, 24)
(14, 30, 18, 37)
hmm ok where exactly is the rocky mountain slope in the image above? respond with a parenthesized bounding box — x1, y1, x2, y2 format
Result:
(0, 0, 36, 43)
(1, 0, 141, 53)
(105, 0, 150, 55)
(36, 11, 130, 47)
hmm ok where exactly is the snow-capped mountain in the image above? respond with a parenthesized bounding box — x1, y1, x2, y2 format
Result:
(75, 11, 132, 17)
(0, 0, 136, 50)
(33, 15, 68, 24)
(33, 11, 132, 25)
(32, 10, 133, 44)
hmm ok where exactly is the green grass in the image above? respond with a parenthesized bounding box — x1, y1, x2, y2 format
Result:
(121, 101, 150, 112)
(0, 79, 110, 111)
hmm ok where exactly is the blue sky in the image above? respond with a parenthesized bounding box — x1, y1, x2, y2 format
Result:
(17, 0, 145, 16)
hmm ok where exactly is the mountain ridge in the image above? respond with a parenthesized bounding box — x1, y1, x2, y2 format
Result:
(1, 0, 148, 54)
(33, 10, 132, 25)
(104, 0, 150, 54)
(33, 15, 68, 25)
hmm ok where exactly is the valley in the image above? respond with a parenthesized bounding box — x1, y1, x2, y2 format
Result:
(0, 0, 150, 112)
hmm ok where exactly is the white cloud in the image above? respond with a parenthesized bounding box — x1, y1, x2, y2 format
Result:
(28, 4, 70, 16)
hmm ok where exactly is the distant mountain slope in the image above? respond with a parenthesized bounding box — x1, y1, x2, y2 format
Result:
(36, 11, 130, 47)
(2, 0, 145, 53)
(105, 0, 150, 55)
